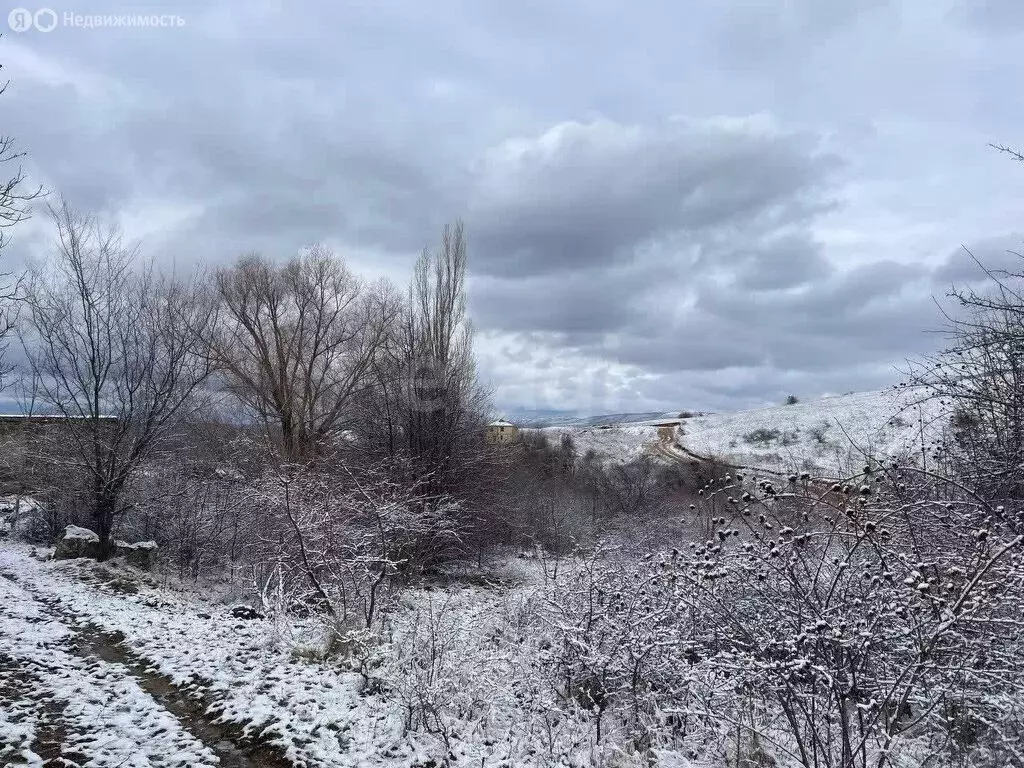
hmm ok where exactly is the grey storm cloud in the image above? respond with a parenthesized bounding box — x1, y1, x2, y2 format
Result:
(466, 117, 840, 277)
(959, 0, 1024, 32)
(3, 0, 1024, 413)
(932, 235, 1024, 285)
(464, 118, 924, 381)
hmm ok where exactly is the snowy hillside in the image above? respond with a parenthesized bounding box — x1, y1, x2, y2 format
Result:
(534, 424, 662, 465)
(533, 387, 948, 478)
(677, 387, 945, 477)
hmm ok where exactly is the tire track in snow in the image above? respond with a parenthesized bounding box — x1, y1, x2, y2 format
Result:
(0, 569, 293, 768)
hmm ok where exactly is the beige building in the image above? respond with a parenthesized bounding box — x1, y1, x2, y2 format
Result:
(485, 418, 519, 445)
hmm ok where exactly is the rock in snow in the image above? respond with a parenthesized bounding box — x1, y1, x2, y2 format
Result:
(115, 539, 159, 570)
(52, 525, 101, 560)
(53, 526, 159, 568)
(229, 605, 264, 620)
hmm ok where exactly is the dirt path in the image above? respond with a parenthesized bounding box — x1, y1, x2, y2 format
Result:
(646, 427, 851, 506)
(645, 424, 787, 479)
(0, 569, 293, 768)
(0, 650, 71, 765)
(74, 626, 292, 768)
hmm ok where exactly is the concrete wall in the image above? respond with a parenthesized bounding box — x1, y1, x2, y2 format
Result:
(485, 424, 519, 444)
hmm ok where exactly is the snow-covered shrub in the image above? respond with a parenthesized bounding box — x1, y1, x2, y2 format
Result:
(521, 459, 1024, 766)
(0, 495, 47, 541)
(530, 545, 737, 765)
(809, 420, 832, 446)
(904, 262, 1024, 503)
(382, 592, 481, 744)
(744, 427, 782, 445)
(669, 463, 1024, 767)
(359, 587, 543, 761)
(247, 464, 464, 630)
(122, 456, 260, 581)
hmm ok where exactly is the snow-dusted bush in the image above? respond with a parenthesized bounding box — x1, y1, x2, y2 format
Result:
(246, 464, 464, 631)
(0, 495, 46, 541)
(744, 427, 783, 445)
(697, 471, 1021, 764)
(365, 579, 664, 766)
(537, 546, 722, 761)
(379, 592, 498, 746)
(905, 255, 1024, 503)
(123, 457, 259, 581)
(525, 460, 1024, 766)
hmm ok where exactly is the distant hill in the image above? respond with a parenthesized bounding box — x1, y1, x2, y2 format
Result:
(676, 387, 945, 476)
(530, 387, 948, 478)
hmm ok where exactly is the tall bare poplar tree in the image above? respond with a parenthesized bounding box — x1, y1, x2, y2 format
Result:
(398, 220, 490, 497)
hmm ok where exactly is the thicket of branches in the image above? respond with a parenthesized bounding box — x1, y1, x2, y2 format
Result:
(907, 251, 1024, 503)
(533, 463, 1024, 767)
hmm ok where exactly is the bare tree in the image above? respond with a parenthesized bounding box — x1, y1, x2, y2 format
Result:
(0, 270, 24, 388)
(904, 146, 1024, 502)
(22, 200, 214, 558)
(0, 54, 43, 252)
(906, 249, 1024, 501)
(0, 53, 43, 387)
(395, 221, 491, 497)
(208, 249, 399, 464)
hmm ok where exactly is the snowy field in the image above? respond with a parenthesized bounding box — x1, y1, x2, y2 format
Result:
(534, 387, 947, 478)
(0, 543, 689, 768)
(534, 423, 661, 465)
(676, 387, 945, 477)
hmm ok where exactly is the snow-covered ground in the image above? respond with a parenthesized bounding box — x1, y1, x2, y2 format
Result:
(534, 423, 661, 465)
(676, 387, 945, 476)
(0, 563, 219, 767)
(0, 544, 656, 767)
(0, 545, 448, 766)
(531, 387, 947, 478)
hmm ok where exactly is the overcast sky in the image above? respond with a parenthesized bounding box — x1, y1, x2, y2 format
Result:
(4, 0, 1024, 416)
